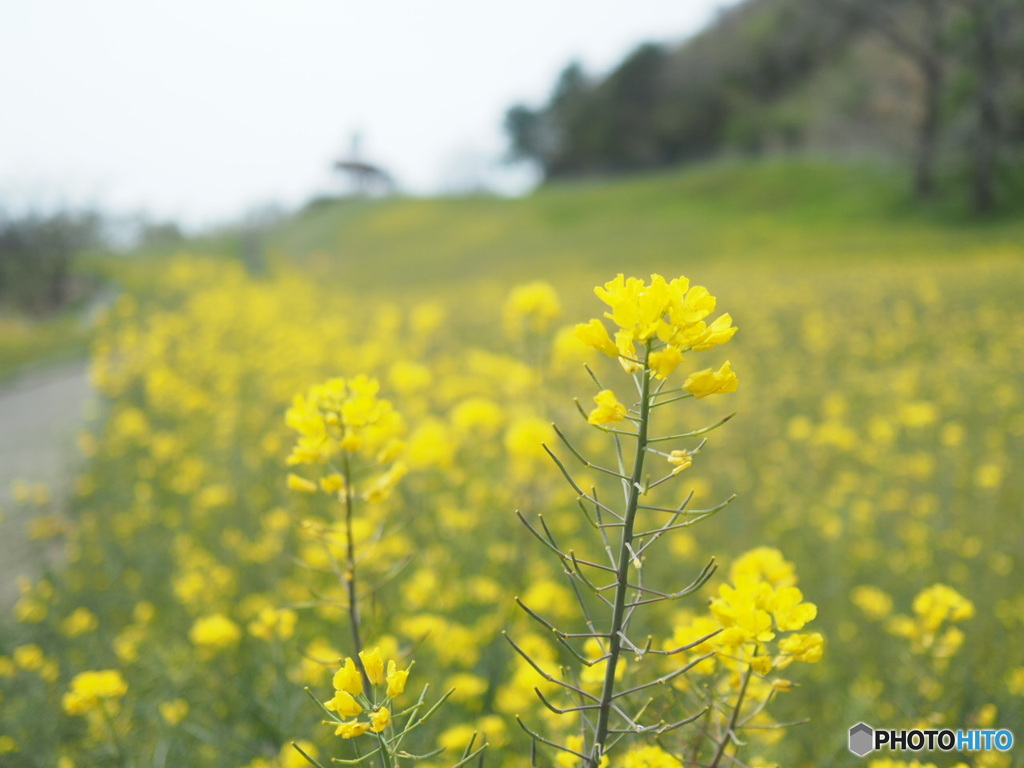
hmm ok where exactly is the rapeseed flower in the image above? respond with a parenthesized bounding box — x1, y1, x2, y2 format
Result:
(588, 389, 628, 424)
(369, 706, 390, 732)
(622, 744, 684, 768)
(334, 720, 371, 739)
(325, 690, 362, 717)
(504, 280, 562, 337)
(189, 614, 241, 650)
(386, 660, 409, 697)
(62, 670, 128, 716)
(333, 657, 362, 696)
(683, 361, 738, 398)
(358, 647, 385, 685)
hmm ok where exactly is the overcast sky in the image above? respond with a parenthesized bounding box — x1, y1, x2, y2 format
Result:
(1, 0, 736, 227)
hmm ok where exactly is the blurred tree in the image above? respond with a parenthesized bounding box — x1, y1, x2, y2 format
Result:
(0, 211, 101, 316)
(824, 0, 950, 199)
(954, 0, 1021, 213)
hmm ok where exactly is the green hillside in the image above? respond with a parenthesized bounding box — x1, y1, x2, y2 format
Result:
(268, 160, 1023, 292)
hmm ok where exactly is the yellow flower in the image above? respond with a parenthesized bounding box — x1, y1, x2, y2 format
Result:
(159, 698, 189, 725)
(648, 346, 683, 379)
(281, 742, 318, 768)
(504, 417, 554, 473)
(851, 586, 893, 621)
(62, 670, 128, 716)
(369, 706, 391, 732)
(359, 647, 385, 685)
(333, 657, 363, 696)
(770, 587, 817, 631)
(189, 614, 241, 650)
(325, 690, 363, 717)
(13, 644, 45, 671)
(913, 584, 975, 631)
(386, 660, 409, 698)
(588, 389, 628, 425)
(689, 312, 738, 351)
(573, 318, 618, 357)
(667, 449, 692, 475)
(286, 376, 404, 466)
(334, 719, 371, 739)
(286, 474, 318, 494)
(248, 606, 298, 641)
(319, 473, 346, 494)
(1008, 667, 1024, 695)
(504, 281, 562, 336)
(683, 361, 738, 398)
(597, 273, 681, 342)
(622, 744, 684, 768)
(730, 547, 796, 590)
(710, 582, 776, 646)
(777, 632, 825, 663)
(615, 328, 642, 372)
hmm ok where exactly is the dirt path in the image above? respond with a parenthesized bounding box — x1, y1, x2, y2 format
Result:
(0, 360, 93, 604)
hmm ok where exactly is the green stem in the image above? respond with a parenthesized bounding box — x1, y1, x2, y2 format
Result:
(341, 451, 390, 768)
(100, 700, 129, 767)
(375, 731, 395, 768)
(590, 346, 652, 767)
(708, 666, 752, 768)
(342, 451, 372, 694)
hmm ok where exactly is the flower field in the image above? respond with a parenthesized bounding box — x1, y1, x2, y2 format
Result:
(1, 163, 1023, 767)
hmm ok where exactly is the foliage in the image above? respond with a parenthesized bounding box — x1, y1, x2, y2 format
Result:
(505, 0, 1024, 210)
(0, 211, 101, 317)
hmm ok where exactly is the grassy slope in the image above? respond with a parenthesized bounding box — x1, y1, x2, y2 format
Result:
(269, 159, 1024, 293)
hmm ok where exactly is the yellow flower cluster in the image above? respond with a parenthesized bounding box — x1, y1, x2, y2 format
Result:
(667, 548, 823, 682)
(286, 376, 407, 503)
(887, 584, 975, 658)
(503, 280, 562, 338)
(708, 548, 823, 673)
(574, 273, 736, 374)
(189, 613, 242, 651)
(62, 669, 128, 716)
(324, 647, 409, 739)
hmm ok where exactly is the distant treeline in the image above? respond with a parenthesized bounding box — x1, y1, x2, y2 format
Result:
(0, 211, 102, 316)
(506, 0, 1024, 212)
(0, 211, 187, 317)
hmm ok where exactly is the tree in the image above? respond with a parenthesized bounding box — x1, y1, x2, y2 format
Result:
(955, 0, 1021, 213)
(0, 210, 101, 316)
(825, 0, 950, 199)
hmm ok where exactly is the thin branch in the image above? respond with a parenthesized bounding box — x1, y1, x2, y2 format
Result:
(534, 687, 602, 714)
(515, 717, 589, 761)
(503, 633, 600, 702)
(553, 423, 631, 480)
(646, 414, 736, 443)
(611, 652, 716, 699)
(625, 558, 717, 607)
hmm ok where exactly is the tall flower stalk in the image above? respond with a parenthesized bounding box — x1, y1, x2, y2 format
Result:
(286, 376, 481, 767)
(509, 274, 740, 767)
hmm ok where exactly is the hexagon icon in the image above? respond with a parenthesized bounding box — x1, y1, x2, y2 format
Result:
(849, 722, 874, 756)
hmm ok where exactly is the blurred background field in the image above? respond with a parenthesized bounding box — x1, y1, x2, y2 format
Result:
(2, 1, 1024, 767)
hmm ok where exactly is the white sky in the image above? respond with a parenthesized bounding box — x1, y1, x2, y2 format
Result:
(1, 0, 735, 227)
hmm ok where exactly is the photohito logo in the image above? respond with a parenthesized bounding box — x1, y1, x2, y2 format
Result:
(848, 722, 1014, 757)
